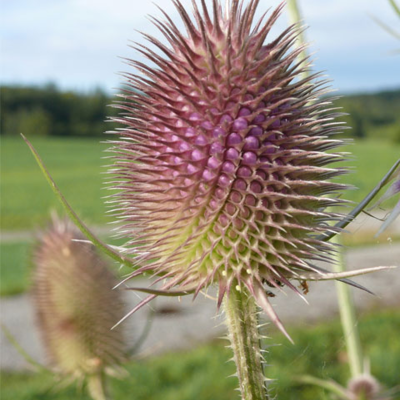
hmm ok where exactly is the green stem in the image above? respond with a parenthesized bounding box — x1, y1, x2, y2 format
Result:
(389, 0, 400, 18)
(296, 375, 349, 399)
(87, 372, 111, 400)
(286, 0, 309, 80)
(224, 285, 268, 400)
(332, 236, 363, 378)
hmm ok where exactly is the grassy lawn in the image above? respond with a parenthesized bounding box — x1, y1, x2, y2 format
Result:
(1, 136, 399, 232)
(0, 241, 32, 296)
(1, 136, 110, 231)
(336, 140, 400, 206)
(1, 137, 399, 296)
(1, 309, 399, 400)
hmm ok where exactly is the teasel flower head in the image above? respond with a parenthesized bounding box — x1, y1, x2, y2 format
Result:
(109, 0, 364, 339)
(32, 216, 126, 383)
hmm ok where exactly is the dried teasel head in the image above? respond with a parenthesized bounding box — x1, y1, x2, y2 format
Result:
(32, 216, 126, 380)
(108, 0, 379, 338)
(347, 374, 381, 400)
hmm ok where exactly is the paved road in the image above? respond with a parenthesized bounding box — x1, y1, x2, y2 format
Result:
(1, 241, 399, 371)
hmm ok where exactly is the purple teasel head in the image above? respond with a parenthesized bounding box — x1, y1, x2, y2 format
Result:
(107, 0, 359, 339)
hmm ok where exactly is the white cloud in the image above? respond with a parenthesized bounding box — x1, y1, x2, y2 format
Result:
(1, 0, 399, 93)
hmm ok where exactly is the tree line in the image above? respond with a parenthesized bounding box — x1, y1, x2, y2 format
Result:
(1, 84, 116, 137)
(1, 84, 399, 142)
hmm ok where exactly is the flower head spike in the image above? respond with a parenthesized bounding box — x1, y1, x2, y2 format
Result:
(32, 216, 126, 391)
(109, 0, 369, 338)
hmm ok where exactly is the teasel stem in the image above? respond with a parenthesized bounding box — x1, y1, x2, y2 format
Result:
(224, 284, 268, 400)
(87, 372, 111, 400)
(287, 0, 309, 80)
(332, 236, 364, 378)
(287, 0, 363, 380)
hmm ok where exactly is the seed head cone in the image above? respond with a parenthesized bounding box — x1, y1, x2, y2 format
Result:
(32, 217, 126, 377)
(109, 0, 349, 333)
(348, 374, 381, 400)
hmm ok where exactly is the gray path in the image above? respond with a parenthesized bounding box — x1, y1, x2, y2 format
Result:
(1, 242, 399, 371)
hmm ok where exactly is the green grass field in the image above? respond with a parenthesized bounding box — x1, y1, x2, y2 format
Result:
(1, 137, 399, 296)
(1, 136, 110, 231)
(0, 241, 32, 296)
(1, 309, 399, 400)
(1, 136, 399, 231)
(1, 138, 399, 399)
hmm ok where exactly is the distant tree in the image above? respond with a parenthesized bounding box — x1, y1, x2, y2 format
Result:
(3, 107, 52, 136)
(1, 84, 398, 141)
(0, 85, 114, 137)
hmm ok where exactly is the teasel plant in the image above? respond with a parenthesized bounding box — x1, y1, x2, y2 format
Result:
(22, 0, 399, 398)
(289, 1, 400, 399)
(32, 215, 127, 400)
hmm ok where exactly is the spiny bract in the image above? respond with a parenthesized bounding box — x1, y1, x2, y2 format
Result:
(109, 0, 349, 337)
(33, 217, 126, 378)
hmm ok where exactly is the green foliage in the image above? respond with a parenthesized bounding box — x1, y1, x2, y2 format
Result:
(3, 107, 52, 137)
(0, 84, 118, 137)
(335, 90, 400, 142)
(1, 85, 399, 143)
(1, 310, 399, 399)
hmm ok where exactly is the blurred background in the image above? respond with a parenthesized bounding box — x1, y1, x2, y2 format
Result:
(1, 0, 399, 399)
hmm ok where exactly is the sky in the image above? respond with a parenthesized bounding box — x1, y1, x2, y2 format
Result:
(1, 0, 399, 95)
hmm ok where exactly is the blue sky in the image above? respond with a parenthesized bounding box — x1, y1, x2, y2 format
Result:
(1, 0, 399, 94)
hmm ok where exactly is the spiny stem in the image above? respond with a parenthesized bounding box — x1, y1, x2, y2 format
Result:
(332, 236, 363, 377)
(224, 285, 268, 400)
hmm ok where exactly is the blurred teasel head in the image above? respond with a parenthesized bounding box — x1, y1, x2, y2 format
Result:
(109, 0, 351, 336)
(32, 216, 126, 383)
(347, 374, 381, 400)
